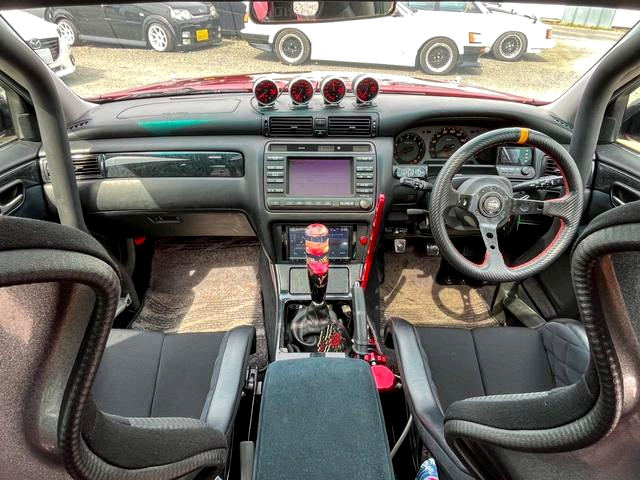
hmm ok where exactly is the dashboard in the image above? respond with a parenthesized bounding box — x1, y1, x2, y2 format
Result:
(44, 87, 571, 262)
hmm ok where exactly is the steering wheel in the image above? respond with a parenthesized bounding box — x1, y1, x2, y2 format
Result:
(429, 127, 584, 282)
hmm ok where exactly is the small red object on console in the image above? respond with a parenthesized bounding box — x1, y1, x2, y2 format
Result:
(134, 236, 146, 246)
(371, 364, 396, 392)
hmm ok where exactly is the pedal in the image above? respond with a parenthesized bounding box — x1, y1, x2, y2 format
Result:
(394, 239, 407, 253)
(425, 243, 440, 256)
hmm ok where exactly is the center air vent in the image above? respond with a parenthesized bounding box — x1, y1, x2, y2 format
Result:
(543, 155, 561, 176)
(327, 116, 373, 137)
(41, 154, 103, 181)
(268, 116, 313, 137)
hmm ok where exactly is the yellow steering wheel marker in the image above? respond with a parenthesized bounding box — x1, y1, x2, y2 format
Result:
(517, 128, 529, 144)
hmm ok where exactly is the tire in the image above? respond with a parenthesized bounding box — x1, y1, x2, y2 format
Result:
(274, 29, 311, 66)
(418, 37, 459, 75)
(146, 22, 175, 52)
(57, 18, 78, 46)
(492, 32, 527, 61)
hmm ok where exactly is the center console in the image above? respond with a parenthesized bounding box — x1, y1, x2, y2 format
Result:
(264, 142, 377, 211)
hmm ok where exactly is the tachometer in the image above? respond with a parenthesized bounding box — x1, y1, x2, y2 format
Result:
(429, 127, 469, 159)
(394, 133, 426, 164)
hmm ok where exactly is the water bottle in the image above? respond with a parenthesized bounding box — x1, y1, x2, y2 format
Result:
(416, 457, 439, 480)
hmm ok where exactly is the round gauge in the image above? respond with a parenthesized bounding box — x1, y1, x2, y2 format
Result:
(394, 133, 426, 164)
(429, 127, 469, 159)
(353, 75, 379, 104)
(289, 78, 314, 105)
(321, 77, 346, 105)
(253, 78, 279, 107)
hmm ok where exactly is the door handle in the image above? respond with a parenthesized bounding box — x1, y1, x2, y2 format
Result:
(610, 181, 640, 207)
(0, 180, 25, 215)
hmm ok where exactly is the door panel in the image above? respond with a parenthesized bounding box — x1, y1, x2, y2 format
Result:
(0, 141, 49, 220)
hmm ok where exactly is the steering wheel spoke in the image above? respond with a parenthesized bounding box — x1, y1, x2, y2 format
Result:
(511, 197, 545, 216)
(543, 194, 579, 222)
(478, 220, 506, 271)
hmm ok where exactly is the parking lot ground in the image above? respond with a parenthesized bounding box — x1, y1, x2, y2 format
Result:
(64, 25, 624, 101)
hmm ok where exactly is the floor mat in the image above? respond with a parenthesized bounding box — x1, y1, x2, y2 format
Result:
(380, 251, 499, 329)
(130, 237, 267, 369)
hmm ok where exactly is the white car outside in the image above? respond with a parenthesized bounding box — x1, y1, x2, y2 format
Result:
(241, 2, 489, 75)
(1, 10, 76, 77)
(406, 2, 556, 61)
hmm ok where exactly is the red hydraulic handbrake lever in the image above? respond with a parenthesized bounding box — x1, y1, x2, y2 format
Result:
(360, 194, 385, 290)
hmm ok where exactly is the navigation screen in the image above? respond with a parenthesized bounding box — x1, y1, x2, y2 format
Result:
(288, 158, 352, 196)
(288, 226, 351, 261)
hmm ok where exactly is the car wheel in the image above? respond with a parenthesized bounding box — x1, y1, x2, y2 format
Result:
(418, 38, 459, 75)
(493, 32, 527, 61)
(274, 29, 311, 66)
(57, 18, 78, 46)
(147, 22, 174, 52)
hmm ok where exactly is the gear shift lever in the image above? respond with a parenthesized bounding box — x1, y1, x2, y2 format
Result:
(290, 224, 337, 350)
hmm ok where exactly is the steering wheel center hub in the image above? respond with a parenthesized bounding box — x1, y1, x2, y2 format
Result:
(480, 193, 504, 217)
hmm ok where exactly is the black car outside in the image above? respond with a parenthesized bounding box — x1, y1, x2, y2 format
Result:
(45, 2, 223, 52)
(213, 1, 246, 37)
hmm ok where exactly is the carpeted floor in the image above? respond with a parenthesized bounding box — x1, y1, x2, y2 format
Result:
(130, 237, 267, 369)
(380, 251, 499, 329)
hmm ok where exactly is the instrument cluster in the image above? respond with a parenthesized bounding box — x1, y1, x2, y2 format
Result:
(393, 126, 488, 165)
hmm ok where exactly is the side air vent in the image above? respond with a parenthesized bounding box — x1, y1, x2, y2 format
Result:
(41, 154, 103, 181)
(327, 116, 373, 137)
(67, 119, 90, 131)
(268, 116, 313, 136)
(543, 155, 561, 176)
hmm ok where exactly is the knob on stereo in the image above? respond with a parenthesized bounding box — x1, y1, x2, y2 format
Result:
(359, 198, 372, 209)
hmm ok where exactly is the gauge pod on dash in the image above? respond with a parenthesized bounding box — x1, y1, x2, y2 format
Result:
(321, 77, 346, 105)
(253, 78, 279, 107)
(289, 77, 314, 106)
(353, 75, 379, 105)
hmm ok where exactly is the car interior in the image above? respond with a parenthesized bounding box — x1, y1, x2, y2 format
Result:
(2, 1, 640, 479)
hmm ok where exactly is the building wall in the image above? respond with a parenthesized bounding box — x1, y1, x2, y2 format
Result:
(498, 3, 640, 28)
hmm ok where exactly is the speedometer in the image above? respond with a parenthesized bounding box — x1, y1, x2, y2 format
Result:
(394, 133, 426, 164)
(429, 127, 469, 159)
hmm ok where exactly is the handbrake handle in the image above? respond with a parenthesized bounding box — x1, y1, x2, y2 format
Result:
(351, 282, 369, 357)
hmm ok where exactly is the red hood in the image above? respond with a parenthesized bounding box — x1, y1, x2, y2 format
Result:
(90, 72, 545, 105)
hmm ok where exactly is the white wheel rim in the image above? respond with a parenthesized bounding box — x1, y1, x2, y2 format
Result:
(58, 21, 75, 45)
(425, 43, 454, 73)
(148, 25, 168, 51)
(279, 33, 304, 63)
(499, 34, 523, 59)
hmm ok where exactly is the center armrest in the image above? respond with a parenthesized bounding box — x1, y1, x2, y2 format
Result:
(253, 357, 394, 480)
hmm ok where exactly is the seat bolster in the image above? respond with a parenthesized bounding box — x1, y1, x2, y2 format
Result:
(82, 399, 227, 471)
(389, 318, 472, 479)
(539, 319, 590, 387)
(201, 325, 256, 438)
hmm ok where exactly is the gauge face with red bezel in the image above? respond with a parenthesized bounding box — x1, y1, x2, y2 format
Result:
(354, 76, 379, 104)
(321, 77, 346, 105)
(289, 78, 314, 105)
(253, 78, 279, 107)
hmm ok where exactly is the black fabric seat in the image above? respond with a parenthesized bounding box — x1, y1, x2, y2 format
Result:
(93, 326, 255, 440)
(0, 215, 255, 479)
(390, 318, 590, 479)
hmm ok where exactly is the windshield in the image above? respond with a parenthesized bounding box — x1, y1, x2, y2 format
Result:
(3, 2, 639, 102)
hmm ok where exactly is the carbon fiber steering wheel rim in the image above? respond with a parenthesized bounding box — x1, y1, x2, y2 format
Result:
(430, 127, 584, 282)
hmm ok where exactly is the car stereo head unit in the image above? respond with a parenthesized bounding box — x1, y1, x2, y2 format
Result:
(264, 142, 376, 211)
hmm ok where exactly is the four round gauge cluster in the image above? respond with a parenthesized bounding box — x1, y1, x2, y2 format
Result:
(253, 75, 379, 108)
